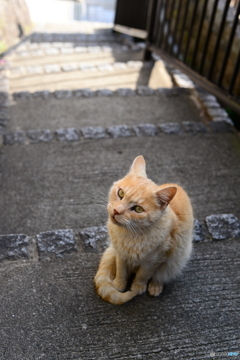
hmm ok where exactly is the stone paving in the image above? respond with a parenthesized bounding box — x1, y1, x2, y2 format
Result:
(0, 24, 240, 359)
(6, 30, 155, 93)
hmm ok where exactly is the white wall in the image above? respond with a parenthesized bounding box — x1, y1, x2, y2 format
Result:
(25, 0, 116, 23)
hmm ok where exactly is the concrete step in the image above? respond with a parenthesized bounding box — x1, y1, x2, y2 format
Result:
(5, 34, 173, 94)
(8, 45, 145, 73)
(7, 89, 199, 131)
(0, 239, 239, 359)
(8, 61, 154, 93)
(1, 26, 240, 360)
(1, 132, 239, 235)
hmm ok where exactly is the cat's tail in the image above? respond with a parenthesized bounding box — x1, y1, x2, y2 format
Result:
(94, 246, 137, 305)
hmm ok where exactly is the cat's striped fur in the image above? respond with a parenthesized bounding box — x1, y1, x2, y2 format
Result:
(94, 156, 194, 305)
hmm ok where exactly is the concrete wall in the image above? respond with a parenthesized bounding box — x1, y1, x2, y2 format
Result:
(0, 0, 32, 53)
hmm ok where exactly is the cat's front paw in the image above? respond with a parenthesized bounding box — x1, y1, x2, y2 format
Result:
(131, 282, 147, 295)
(112, 278, 126, 292)
(148, 281, 163, 297)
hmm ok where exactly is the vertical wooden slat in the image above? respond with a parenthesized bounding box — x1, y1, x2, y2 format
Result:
(207, 0, 231, 80)
(199, 0, 219, 74)
(228, 48, 240, 94)
(217, 1, 240, 86)
(176, 0, 191, 59)
(170, 0, 184, 55)
(190, 0, 209, 68)
(183, 0, 199, 63)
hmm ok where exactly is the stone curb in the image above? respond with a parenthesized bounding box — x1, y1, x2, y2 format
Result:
(12, 86, 191, 101)
(152, 54, 235, 128)
(2, 120, 235, 146)
(174, 73, 234, 127)
(10, 60, 152, 76)
(29, 32, 130, 43)
(205, 214, 240, 240)
(0, 214, 239, 263)
(10, 43, 145, 59)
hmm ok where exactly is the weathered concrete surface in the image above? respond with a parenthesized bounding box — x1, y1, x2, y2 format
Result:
(0, 239, 239, 359)
(8, 93, 201, 130)
(1, 133, 240, 235)
(8, 48, 145, 69)
(8, 65, 153, 93)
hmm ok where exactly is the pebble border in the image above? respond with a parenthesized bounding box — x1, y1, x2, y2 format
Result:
(9, 60, 152, 76)
(10, 81, 235, 128)
(2, 119, 234, 146)
(1, 86, 189, 143)
(10, 42, 145, 57)
(11, 86, 189, 101)
(0, 214, 239, 263)
(29, 32, 130, 43)
(152, 53, 235, 126)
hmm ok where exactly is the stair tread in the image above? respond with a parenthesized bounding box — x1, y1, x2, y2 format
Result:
(7, 92, 200, 130)
(0, 240, 239, 358)
(8, 49, 144, 69)
(1, 134, 239, 235)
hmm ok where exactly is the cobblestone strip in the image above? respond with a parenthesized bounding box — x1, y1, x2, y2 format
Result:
(205, 214, 240, 240)
(0, 234, 31, 261)
(79, 226, 109, 253)
(36, 229, 77, 259)
(173, 72, 234, 126)
(197, 90, 234, 126)
(10, 60, 152, 77)
(3, 119, 235, 146)
(0, 214, 239, 263)
(12, 43, 145, 58)
(29, 33, 129, 43)
(24, 32, 146, 46)
(152, 53, 235, 127)
(12, 87, 191, 101)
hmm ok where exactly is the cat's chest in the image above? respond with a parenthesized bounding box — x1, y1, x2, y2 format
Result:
(112, 232, 158, 264)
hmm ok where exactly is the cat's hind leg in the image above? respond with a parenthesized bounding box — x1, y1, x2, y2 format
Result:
(147, 262, 170, 297)
(148, 276, 163, 297)
(147, 257, 184, 297)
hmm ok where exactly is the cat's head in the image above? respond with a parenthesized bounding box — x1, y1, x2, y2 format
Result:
(108, 156, 177, 231)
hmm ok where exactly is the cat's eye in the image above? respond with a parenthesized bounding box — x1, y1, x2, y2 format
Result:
(132, 205, 144, 213)
(118, 189, 124, 199)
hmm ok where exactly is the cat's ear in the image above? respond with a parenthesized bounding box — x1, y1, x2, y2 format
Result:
(156, 186, 177, 209)
(129, 155, 147, 178)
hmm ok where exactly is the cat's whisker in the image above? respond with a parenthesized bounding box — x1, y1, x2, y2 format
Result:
(92, 202, 107, 209)
(128, 223, 139, 239)
(94, 199, 108, 207)
(100, 191, 109, 199)
(130, 221, 146, 241)
(120, 218, 139, 239)
(92, 192, 110, 211)
(92, 192, 108, 202)
(107, 203, 114, 212)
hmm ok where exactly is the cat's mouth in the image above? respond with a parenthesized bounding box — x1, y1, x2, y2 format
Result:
(111, 214, 119, 224)
(111, 214, 123, 226)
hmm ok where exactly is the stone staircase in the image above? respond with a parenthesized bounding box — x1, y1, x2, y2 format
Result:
(0, 25, 240, 359)
(6, 32, 155, 93)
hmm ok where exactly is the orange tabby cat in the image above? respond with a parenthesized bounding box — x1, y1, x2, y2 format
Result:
(94, 155, 194, 305)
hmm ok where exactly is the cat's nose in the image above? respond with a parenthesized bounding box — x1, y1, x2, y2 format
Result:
(113, 209, 120, 216)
